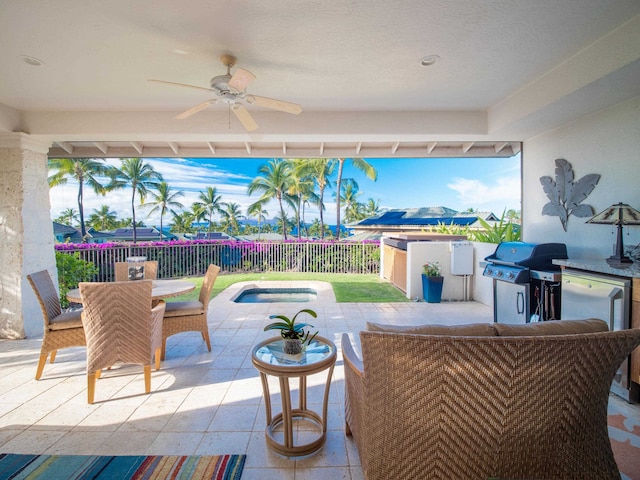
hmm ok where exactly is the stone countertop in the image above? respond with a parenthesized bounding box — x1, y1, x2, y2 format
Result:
(553, 259, 640, 278)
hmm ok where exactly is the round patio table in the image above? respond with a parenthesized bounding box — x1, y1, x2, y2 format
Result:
(66, 279, 196, 304)
(252, 335, 337, 457)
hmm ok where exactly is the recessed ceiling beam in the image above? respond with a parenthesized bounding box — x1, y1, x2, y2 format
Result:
(93, 142, 108, 154)
(168, 142, 179, 154)
(130, 142, 143, 154)
(426, 142, 437, 154)
(494, 142, 508, 154)
(56, 141, 73, 154)
(461, 142, 474, 153)
(244, 142, 251, 154)
(207, 142, 216, 154)
(391, 142, 400, 154)
(319, 142, 324, 155)
(356, 142, 362, 154)
(283, 142, 287, 155)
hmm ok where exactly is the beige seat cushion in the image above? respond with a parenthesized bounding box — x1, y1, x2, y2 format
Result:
(366, 321, 496, 336)
(494, 318, 609, 336)
(48, 309, 83, 330)
(163, 300, 204, 317)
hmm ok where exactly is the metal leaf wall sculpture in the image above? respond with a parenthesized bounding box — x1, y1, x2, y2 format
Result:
(540, 158, 600, 231)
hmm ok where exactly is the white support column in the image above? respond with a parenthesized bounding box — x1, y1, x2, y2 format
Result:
(0, 133, 54, 338)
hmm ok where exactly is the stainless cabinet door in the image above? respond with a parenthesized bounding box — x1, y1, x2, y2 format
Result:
(494, 281, 528, 324)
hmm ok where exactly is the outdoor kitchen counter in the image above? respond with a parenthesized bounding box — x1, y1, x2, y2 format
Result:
(554, 258, 640, 399)
(553, 258, 640, 278)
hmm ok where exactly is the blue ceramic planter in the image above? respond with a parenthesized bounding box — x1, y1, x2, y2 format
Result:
(422, 274, 444, 303)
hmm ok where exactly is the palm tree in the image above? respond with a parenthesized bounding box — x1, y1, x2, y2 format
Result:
(299, 159, 335, 239)
(247, 201, 269, 240)
(108, 158, 163, 243)
(334, 157, 377, 239)
(189, 202, 207, 232)
(506, 209, 521, 224)
(170, 211, 196, 234)
(220, 202, 243, 235)
(193, 186, 224, 234)
(363, 198, 381, 218)
(287, 159, 317, 238)
(247, 159, 295, 240)
(48, 158, 112, 238)
(338, 178, 361, 224)
(55, 208, 79, 226)
(87, 205, 119, 231)
(146, 182, 184, 240)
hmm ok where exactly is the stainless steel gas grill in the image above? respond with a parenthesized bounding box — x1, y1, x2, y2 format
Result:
(483, 242, 568, 324)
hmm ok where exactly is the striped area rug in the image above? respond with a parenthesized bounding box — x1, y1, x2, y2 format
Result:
(0, 453, 246, 479)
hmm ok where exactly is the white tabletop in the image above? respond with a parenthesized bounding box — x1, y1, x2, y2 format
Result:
(66, 279, 196, 304)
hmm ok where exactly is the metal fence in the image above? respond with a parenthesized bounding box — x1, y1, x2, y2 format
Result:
(56, 241, 381, 281)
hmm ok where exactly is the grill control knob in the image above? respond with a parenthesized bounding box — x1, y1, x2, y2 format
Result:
(507, 272, 515, 279)
(486, 268, 493, 275)
(496, 271, 503, 277)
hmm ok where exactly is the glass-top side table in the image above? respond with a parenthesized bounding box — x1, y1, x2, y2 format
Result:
(252, 336, 337, 456)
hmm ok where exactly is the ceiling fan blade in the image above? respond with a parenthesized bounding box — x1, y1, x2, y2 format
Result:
(228, 68, 256, 92)
(148, 79, 213, 93)
(231, 104, 258, 132)
(246, 95, 302, 115)
(175, 99, 217, 120)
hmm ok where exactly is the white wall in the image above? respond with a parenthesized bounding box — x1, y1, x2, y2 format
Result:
(406, 242, 474, 301)
(522, 96, 640, 258)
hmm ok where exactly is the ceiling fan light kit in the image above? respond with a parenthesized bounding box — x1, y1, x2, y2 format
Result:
(149, 54, 302, 132)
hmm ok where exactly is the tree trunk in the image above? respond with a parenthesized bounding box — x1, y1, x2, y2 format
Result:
(335, 158, 345, 240)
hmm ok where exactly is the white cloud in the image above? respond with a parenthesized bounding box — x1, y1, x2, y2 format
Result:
(447, 175, 521, 212)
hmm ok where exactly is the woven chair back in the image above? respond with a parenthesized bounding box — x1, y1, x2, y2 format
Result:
(199, 264, 221, 309)
(27, 270, 62, 325)
(79, 280, 157, 373)
(114, 261, 158, 281)
(357, 329, 640, 480)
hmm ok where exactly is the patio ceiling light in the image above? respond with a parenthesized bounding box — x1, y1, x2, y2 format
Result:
(19, 55, 44, 66)
(420, 55, 440, 67)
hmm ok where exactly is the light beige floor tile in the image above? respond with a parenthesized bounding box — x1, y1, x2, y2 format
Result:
(99, 431, 160, 455)
(196, 431, 251, 455)
(45, 430, 112, 455)
(0, 429, 67, 454)
(146, 431, 204, 455)
(208, 404, 259, 432)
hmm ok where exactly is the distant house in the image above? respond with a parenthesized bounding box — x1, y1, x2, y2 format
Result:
(85, 227, 114, 244)
(187, 232, 235, 241)
(109, 227, 178, 242)
(52, 222, 85, 243)
(348, 206, 499, 240)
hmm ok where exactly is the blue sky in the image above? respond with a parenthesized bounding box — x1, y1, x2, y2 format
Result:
(49, 155, 521, 226)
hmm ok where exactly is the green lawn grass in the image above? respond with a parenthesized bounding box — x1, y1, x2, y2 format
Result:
(168, 272, 409, 303)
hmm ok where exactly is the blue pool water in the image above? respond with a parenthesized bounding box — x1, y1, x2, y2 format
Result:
(234, 287, 317, 303)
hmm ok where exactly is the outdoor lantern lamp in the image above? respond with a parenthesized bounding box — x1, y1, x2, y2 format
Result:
(587, 202, 640, 267)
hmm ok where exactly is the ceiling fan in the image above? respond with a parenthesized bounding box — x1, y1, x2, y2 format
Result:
(148, 54, 302, 132)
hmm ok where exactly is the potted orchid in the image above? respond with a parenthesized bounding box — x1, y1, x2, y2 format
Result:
(422, 261, 444, 303)
(264, 308, 318, 354)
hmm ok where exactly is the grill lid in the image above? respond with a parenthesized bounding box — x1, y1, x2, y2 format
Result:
(484, 242, 567, 269)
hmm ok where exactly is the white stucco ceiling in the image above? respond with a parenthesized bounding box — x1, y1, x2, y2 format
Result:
(1, 0, 639, 158)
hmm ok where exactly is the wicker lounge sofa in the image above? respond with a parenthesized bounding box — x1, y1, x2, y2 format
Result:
(341, 319, 640, 480)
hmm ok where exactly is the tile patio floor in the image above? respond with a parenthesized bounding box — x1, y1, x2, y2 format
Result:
(0, 281, 639, 480)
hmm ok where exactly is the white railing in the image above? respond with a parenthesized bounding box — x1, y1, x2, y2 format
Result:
(55, 240, 380, 281)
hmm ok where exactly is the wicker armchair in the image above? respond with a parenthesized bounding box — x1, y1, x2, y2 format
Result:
(342, 320, 640, 480)
(161, 264, 220, 360)
(114, 261, 158, 281)
(27, 270, 85, 380)
(79, 280, 165, 404)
